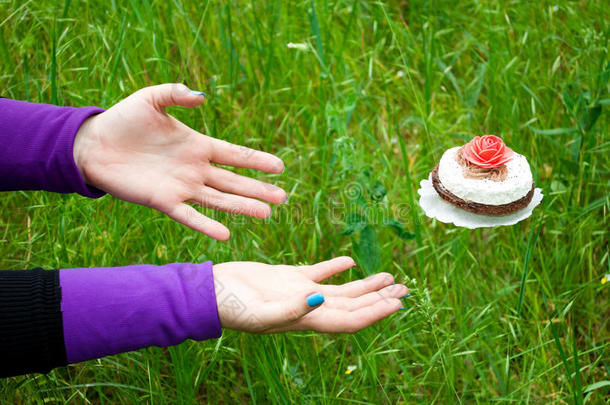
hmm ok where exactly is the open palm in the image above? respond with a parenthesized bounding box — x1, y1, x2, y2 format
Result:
(213, 257, 408, 333)
(73, 83, 287, 240)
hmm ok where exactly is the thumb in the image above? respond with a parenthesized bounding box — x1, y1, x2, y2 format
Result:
(256, 291, 325, 329)
(141, 83, 206, 111)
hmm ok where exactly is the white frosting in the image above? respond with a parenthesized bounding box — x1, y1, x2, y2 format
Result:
(419, 176, 544, 229)
(437, 147, 533, 205)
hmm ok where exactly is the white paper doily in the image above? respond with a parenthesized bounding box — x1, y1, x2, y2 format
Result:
(418, 174, 543, 229)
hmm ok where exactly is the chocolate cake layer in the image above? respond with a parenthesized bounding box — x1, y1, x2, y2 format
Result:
(431, 166, 534, 216)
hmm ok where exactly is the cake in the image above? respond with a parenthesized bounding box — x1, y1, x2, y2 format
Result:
(431, 135, 534, 216)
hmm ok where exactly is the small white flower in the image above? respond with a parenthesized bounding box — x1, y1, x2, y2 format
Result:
(345, 365, 357, 375)
(396, 70, 405, 78)
(287, 42, 308, 51)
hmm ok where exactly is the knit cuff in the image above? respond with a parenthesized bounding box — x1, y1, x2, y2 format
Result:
(0, 269, 66, 377)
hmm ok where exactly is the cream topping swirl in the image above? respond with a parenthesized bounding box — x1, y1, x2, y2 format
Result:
(437, 147, 533, 205)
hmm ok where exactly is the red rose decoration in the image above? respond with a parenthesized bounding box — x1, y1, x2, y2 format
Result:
(462, 135, 513, 168)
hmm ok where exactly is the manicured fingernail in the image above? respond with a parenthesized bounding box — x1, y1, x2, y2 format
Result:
(190, 90, 207, 97)
(401, 293, 411, 298)
(399, 306, 405, 310)
(307, 292, 324, 307)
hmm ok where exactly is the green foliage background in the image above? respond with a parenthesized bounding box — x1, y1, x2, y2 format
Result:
(0, 0, 608, 403)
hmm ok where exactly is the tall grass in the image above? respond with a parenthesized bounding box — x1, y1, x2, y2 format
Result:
(0, 0, 608, 403)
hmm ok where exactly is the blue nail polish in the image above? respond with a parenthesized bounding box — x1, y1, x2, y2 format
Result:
(190, 90, 207, 97)
(401, 293, 411, 298)
(307, 292, 324, 307)
(399, 306, 404, 310)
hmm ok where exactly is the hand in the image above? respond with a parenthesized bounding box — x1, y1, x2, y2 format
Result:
(212, 257, 408, 334)
(73, 83, 287, 240)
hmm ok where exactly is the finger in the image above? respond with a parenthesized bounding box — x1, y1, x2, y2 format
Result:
(298, 256, 356, 282)
(271, 298, 402, 334)
(320, 272, 395, 298)
(205, 166, 287, 204)
(208, 138, 285, 174)
(324, 284, 409, 311)
(256, 291, 326, 329)
(166, 203, 230, 241)
(140, 83, 206, 110)
(189, 186, 271, 219)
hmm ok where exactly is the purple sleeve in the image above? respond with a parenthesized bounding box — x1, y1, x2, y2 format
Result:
(0, 98, 105, 197)
(59, 262, 222, 364)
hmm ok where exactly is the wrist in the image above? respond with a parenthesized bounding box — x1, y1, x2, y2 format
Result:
(73, 113, 101, 186)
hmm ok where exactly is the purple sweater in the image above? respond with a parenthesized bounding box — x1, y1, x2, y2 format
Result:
(0, 98, 222, 367)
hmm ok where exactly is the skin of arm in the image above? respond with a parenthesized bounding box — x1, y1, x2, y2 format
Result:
(69, 84, 408, 333)
(213, 257, 408, 334)
(70, 85, 408, 335)
(73, 83, 287, 241)
(0, 84, 409, 378)
(58, 256, 408, 368)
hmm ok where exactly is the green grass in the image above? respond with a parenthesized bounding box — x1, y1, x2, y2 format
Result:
(1, 0, 609, 403)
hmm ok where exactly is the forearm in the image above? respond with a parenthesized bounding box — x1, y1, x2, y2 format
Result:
(0, 262, 222, 378)
(0, 98, 105, 197)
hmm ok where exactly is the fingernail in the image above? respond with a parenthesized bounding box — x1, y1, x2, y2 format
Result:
(399, 306, 405, 310)
(401, 293, 411, 298)
(307, 292, 325, 307)
(190, 90, 207, 97)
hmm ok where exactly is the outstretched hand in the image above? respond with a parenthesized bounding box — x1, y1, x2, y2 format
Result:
(73, 83, 287, 240)
(213, 257, 408, 334)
